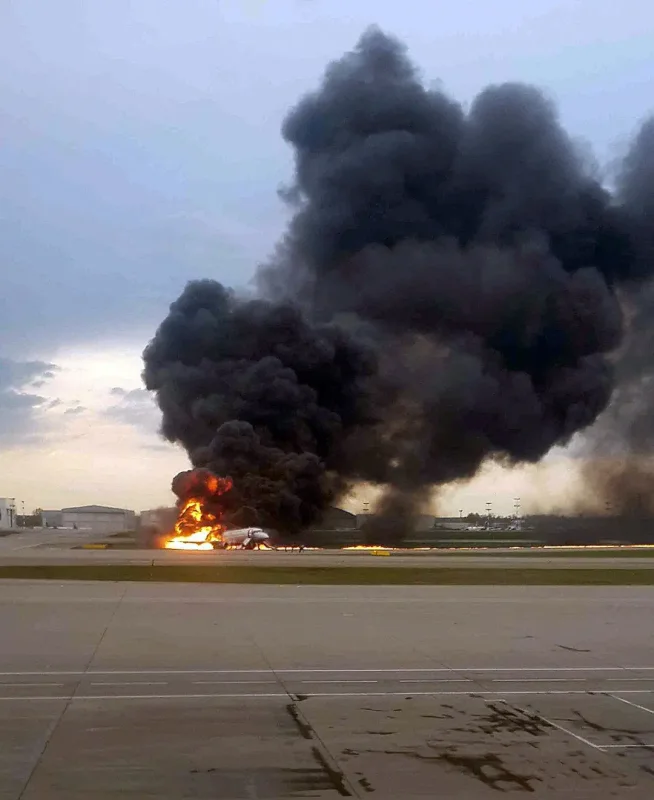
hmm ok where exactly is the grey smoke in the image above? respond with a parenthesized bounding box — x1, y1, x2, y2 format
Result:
(144, 28, 654, 535)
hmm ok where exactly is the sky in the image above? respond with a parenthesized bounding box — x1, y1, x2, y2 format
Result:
(1, 0, 653, 515)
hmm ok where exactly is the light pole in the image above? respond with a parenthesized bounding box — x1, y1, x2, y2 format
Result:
(486, 501, 492, 528)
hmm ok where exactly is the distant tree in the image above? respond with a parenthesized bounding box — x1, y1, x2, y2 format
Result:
(17, 513, 41, 528)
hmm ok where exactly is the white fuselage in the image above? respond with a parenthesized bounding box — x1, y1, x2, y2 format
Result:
(219, 527, 271, 549)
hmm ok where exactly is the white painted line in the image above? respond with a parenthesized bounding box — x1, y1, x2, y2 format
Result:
(0, 683, 65, 687)
(598, 744, 654, 749)
(511, 705, 602, 751)
(0, 697, 73, 701)
(452, 668, 638, 672)
(400, 679, 472, 684)
(294, 690, 654, 697)
(90, 682, 168, 686)
(610, 694, 654, 715)
(300, 680, 378, 684)
(2, 689, 654, 701)
(491, 679, 587, 683)
(193, 681, 278, 685)
(0, 694, 290, 701)
(0, 667, 647, 676)
(495, 700, 602, 752)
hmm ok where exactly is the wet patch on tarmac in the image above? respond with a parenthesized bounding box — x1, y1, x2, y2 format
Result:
(186, 766, 343, 797)
(300, 695, 654, 796)
(431, 751, 541, 792)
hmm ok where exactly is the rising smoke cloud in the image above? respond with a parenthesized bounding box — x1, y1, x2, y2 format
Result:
(572, 119, 654, 515)
(144, 28, 654, 535)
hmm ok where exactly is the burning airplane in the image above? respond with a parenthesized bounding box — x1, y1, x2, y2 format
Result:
(144, 28, 654, 541)
(162, 468, 274, 551)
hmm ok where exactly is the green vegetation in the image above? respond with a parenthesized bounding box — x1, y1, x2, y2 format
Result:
(2, 564, 654, 585)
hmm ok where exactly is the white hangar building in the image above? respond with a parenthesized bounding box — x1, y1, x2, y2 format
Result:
(61, 505, 136, 533)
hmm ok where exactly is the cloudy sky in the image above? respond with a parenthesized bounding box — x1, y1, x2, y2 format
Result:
(1, 0, 653, 514)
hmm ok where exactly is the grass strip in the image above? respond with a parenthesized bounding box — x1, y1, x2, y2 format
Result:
(421, 549, 654, 558)
(2, 564, 654, 585)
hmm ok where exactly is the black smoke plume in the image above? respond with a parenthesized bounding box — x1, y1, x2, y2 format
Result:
(572, 119, 654, 516)
(144, 282, 378, 533)
(144, 28, 654, 536)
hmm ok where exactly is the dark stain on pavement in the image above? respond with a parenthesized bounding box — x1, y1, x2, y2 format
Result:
(434, 750, 541, 792)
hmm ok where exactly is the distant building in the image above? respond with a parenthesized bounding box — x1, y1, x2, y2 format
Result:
(61, 505, 136, 533)
(0, 498, 17, 529)
(433, 518, 469, 531)
(311, 507, 357, 530)
(41, 510, 63, 528)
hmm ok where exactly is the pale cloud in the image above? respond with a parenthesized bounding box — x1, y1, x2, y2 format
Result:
(0, 344, 186, 511)
(106, 387, 159, 434)
(64, 405, 86, 416)
(0, 357, 58, 446)
(0, 425, 186, 512)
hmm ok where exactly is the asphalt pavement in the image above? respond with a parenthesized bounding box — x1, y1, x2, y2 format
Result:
(2, 581, 654, 797)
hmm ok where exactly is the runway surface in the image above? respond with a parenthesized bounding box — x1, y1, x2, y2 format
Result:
(2, 528, 654, 568)
(2, 581, 654, 797)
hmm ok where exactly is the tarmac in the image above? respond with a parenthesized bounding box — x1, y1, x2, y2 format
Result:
(2, 528, 654, 569)
(2, 579, 654, 798)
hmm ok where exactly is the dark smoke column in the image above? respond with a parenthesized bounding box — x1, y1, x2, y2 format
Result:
(143, 280, 378, 533)
(145, 27, 654, 537)
(576, 119, 654, 515)
(261, 27, 651, 526)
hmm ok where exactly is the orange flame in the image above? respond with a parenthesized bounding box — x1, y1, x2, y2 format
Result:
(164, 476, 233, 551)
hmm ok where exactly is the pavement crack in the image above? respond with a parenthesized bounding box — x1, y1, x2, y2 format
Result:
(287, 702, 313, 739)
(286, 702, 361, 797)
(82, 583, 129, 675)
(16, 704, 68, 800)
(311, 746, 354, 797)
(17, 584, 128, 799)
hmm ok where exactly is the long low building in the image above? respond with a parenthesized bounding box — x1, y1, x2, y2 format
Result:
(61, 505, 136, 533)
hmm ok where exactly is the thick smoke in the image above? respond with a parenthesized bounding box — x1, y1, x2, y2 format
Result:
(144, 281, 379, 532)
(576, 119, 654, 515)
(144, 28, 654, 535)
